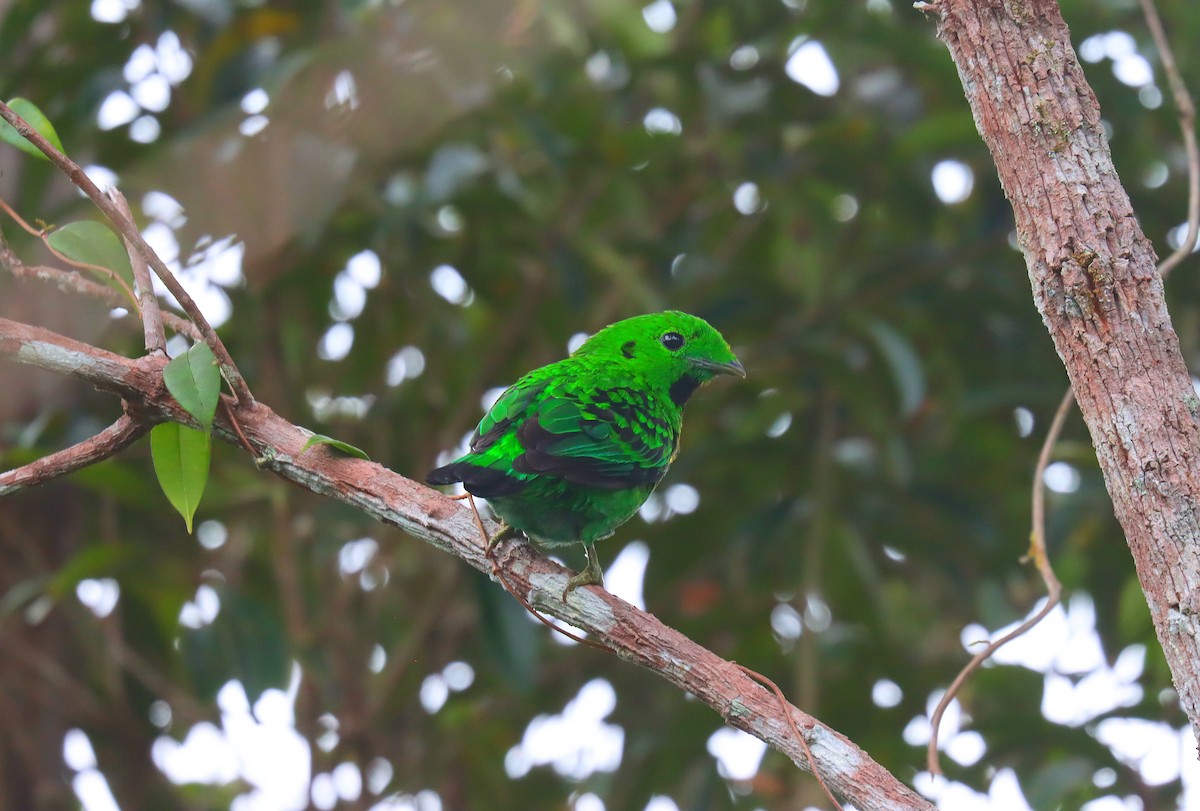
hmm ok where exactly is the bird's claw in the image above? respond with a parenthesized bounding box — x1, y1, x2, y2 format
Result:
(561, 545, 605, 601)
(485, 522, 517, 556)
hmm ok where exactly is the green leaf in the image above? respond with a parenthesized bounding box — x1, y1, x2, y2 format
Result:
(864, 321, 927, 418)
(0, 97, 64, 160)
(151, 422, 211, 533)
(302, 434, 370, 460)
(0, 576, 50, 617)
(46, 544, 136, 599)
(65, 458, 149, 504)
(164, 342, 221, 432)
(1026, 757, 1096, 811)
(45, 220, 136, 304)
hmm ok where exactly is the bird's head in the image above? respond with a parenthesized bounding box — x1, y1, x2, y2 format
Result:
(573, 311, 744, 406)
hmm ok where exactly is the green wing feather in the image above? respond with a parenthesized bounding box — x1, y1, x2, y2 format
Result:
(512, 384, 675, 489)
(427, 369, 678, 494)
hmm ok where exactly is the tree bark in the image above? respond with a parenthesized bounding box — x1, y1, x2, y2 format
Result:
(924, 0, 1200, 744)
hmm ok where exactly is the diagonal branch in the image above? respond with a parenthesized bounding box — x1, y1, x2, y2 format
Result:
(110, 189, 165, 354)
(0, 227, 200, 340)
(0, 195, 138, 308)
(0, 315, 935, 811)
(0, 100, 252, 404)
(0, 414, 149, 495)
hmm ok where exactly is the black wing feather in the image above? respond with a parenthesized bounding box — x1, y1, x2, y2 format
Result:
(511, 410, 668, 490)
(425, 461, 529, 498)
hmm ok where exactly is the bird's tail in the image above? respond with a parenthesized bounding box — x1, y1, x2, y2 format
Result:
(425, 461, 527, 497)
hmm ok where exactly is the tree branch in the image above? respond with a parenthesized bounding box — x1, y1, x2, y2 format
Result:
(0, 225, 201, 342)
(0, 414, 149, 495)
(926, 0, 1200, 768)
(110, 189, 165, 354)
(0, 315, 935, 811)
(923, 0, 1200, 742)
(927, 388, 1072, 773)
(0, 100, 251, 404)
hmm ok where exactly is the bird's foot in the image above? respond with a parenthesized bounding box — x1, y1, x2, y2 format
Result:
(449, 493, 514, 559)
(562, 545, 605, 601)
(485, 522, 518, 556)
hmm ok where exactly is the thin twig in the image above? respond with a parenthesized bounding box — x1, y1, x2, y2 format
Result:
(455, 492, 610, 651)
(1025, 390, 1073, 591)
(799, 387, 837, 712)
(0, 224, 122, 302)
(220, 397, 257, 456)
(0, 414, 150, 495)
(0, 99, 253, 404)
(110, 189, 165, 353)
(1141, 0, 1200, 278)
(0, 195, 139, 307)
(926, 388, 1072, 774)
(0, 226, 201, 340)
(735, 664, 845, 811)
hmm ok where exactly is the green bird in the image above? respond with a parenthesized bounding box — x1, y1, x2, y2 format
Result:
(427, 311, 744, 594)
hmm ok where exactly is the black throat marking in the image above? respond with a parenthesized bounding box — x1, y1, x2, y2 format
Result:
(669, 373, 702, 408)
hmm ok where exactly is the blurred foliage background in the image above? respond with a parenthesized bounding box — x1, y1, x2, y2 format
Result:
(1, 0, 1199, 809)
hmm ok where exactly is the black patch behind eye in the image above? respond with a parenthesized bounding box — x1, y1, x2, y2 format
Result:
(621, 340, 636, 359)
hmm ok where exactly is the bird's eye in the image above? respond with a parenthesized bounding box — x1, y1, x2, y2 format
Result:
(660, 332, 685, 351)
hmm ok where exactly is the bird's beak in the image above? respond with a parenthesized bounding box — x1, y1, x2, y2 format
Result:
(694, 358, 746, 378)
